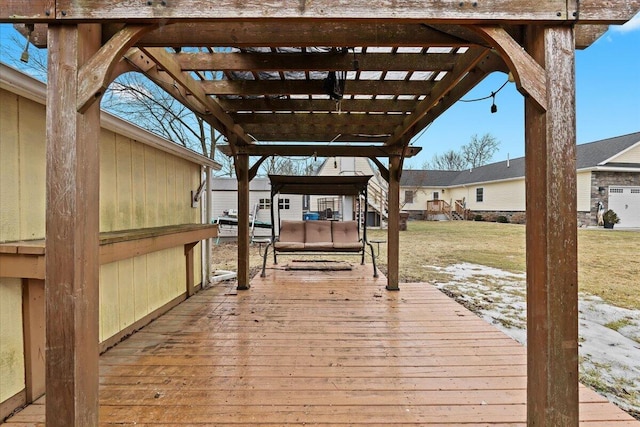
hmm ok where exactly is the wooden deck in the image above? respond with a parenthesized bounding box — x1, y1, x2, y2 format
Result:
(3, 263, 638, 426)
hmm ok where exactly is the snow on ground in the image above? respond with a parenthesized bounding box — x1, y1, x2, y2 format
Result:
(429, 262, 640, 417)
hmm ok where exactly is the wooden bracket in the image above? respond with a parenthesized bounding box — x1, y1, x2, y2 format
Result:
(471, 25, 547, 111)
(77, 24, 157, 113)
(369, 157, 389, 183)
(248, 156, 269, 181)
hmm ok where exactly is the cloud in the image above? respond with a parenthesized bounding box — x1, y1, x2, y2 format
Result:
(611, 11, 640, 33)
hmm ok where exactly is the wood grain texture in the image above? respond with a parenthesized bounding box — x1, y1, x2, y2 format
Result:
(386, 156, 401, 290)
(44, 23, 101, 427)
(524, 25, 579, 427)
(3, 266, 635, 425)
(26, 0, 571, 21)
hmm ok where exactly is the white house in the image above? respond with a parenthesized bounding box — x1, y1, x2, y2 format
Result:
(211, 177, 303, 239)
(401, 132, 640, 228)
(312, 157, 388, 226)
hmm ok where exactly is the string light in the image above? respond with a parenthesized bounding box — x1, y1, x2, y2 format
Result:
(460, 79, 509, 114)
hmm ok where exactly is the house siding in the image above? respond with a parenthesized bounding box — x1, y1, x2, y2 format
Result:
(211, 181, 303, 238)
(612, 143, 640, 163)
(0, 77, 206, 403)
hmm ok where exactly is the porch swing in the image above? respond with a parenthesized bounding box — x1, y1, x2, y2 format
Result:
(260, 174, 378, 278)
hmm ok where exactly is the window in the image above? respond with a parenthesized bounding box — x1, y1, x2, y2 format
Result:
(258, 198, 271, 209)
(278, 198, 290, 210)
(404, 190, 414, 204)
(476, 187, 484, 202)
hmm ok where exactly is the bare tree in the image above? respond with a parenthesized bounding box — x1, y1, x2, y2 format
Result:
(425, 133, 500, 170)
(102, 73, 214, 156)
(462, 133, 500, 168)
(425, 150, 468, 170)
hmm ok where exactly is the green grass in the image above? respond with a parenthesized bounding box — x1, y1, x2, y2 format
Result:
(605, 317, 635, 332)
(212, 220, 640, 309)
(366, 221, 640, 309)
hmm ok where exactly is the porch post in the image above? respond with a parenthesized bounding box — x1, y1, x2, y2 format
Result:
(524, 25, 579, 426)
(45, 24, 101, 426)
(386, 155, 401, 290)
(236, 153, 251, 290)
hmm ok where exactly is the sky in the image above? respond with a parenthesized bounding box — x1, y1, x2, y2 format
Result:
(1, 16, 639, 169)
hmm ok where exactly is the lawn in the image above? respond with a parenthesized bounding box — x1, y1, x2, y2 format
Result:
(212, 220, 639, 309)
(365, 221, 639, 310)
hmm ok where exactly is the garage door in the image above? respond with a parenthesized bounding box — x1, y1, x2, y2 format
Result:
(608, 186, 640, 228)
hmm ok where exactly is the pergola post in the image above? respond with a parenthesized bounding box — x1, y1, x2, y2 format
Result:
(45, 24, 101, 426)
(386, 155, 401, 291)
(524, 25, 579, 426)
(236, 153, 251, 290)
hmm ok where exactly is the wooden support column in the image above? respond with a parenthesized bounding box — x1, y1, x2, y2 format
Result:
(185, 242, 198, 297)
(236, 153, 251, 290)
(45, 24, 101, 426)
(524, 25, 579, 426)
(386, 155, 401, 291)
(22, 279, 45, 402)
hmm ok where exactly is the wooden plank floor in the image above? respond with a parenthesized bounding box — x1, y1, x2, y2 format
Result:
(3, 262, 638, 426)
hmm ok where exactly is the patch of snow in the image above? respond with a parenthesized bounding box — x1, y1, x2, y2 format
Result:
(429, 263, 640, 416)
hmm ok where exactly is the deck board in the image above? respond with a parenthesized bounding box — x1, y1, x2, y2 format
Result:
(2, 264, 637, 425)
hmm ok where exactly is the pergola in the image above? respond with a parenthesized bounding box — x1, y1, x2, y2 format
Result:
(2, 1, 639, 426)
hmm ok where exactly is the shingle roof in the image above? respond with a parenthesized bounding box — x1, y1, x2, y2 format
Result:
(402, 131, 640, 187)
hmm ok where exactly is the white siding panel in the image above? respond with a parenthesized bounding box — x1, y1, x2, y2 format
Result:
(610, 143, 640, 163)
(467, 180, 525, 211)
(576, 171, 592, 212)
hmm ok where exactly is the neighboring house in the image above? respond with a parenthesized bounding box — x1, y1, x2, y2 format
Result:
(401, 132, 640, 228)
(211, 177, 303, 238)
(312, 157, 388, 226)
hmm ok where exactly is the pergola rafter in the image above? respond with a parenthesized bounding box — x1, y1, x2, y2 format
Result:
(2, 1, 639, 426)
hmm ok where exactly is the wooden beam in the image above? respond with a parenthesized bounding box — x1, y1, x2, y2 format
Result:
(217, 98, 417, 114)
(248, 156, 269, 181)
(0, 1, 52, 22)
(472, 25, 547, 111)
(217, 144, 421, 158)
(406, 51, 506, 141)
(386, 156, 402, 291)
(369, 157, 390, 183)
(176, 52, 458, 72)
(236, 153, 251, 290)
(201, 80, 436, 96)
(123, 48, 227, 137)
(17, 22, 484, 49)
(385, 47, 490, 146)
(524, 25, 579, 426)
(6, 1, 585, 22)
(574, 24, 609, 49)
(139, 47, 253, 145)
(232, 113, 406, 127)
(127, 21, 492, 47)
(185, 242, 198, 297)
(243, 134, 390, 143)
(45, 23, 101, 427)
(22, 279, 46, 403)
(77, 24, 155, 113)
(576, 1, 640, 23)
(242, 123, 397, 138)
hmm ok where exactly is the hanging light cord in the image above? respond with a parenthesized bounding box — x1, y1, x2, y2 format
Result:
(459, 79, 509, 103)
